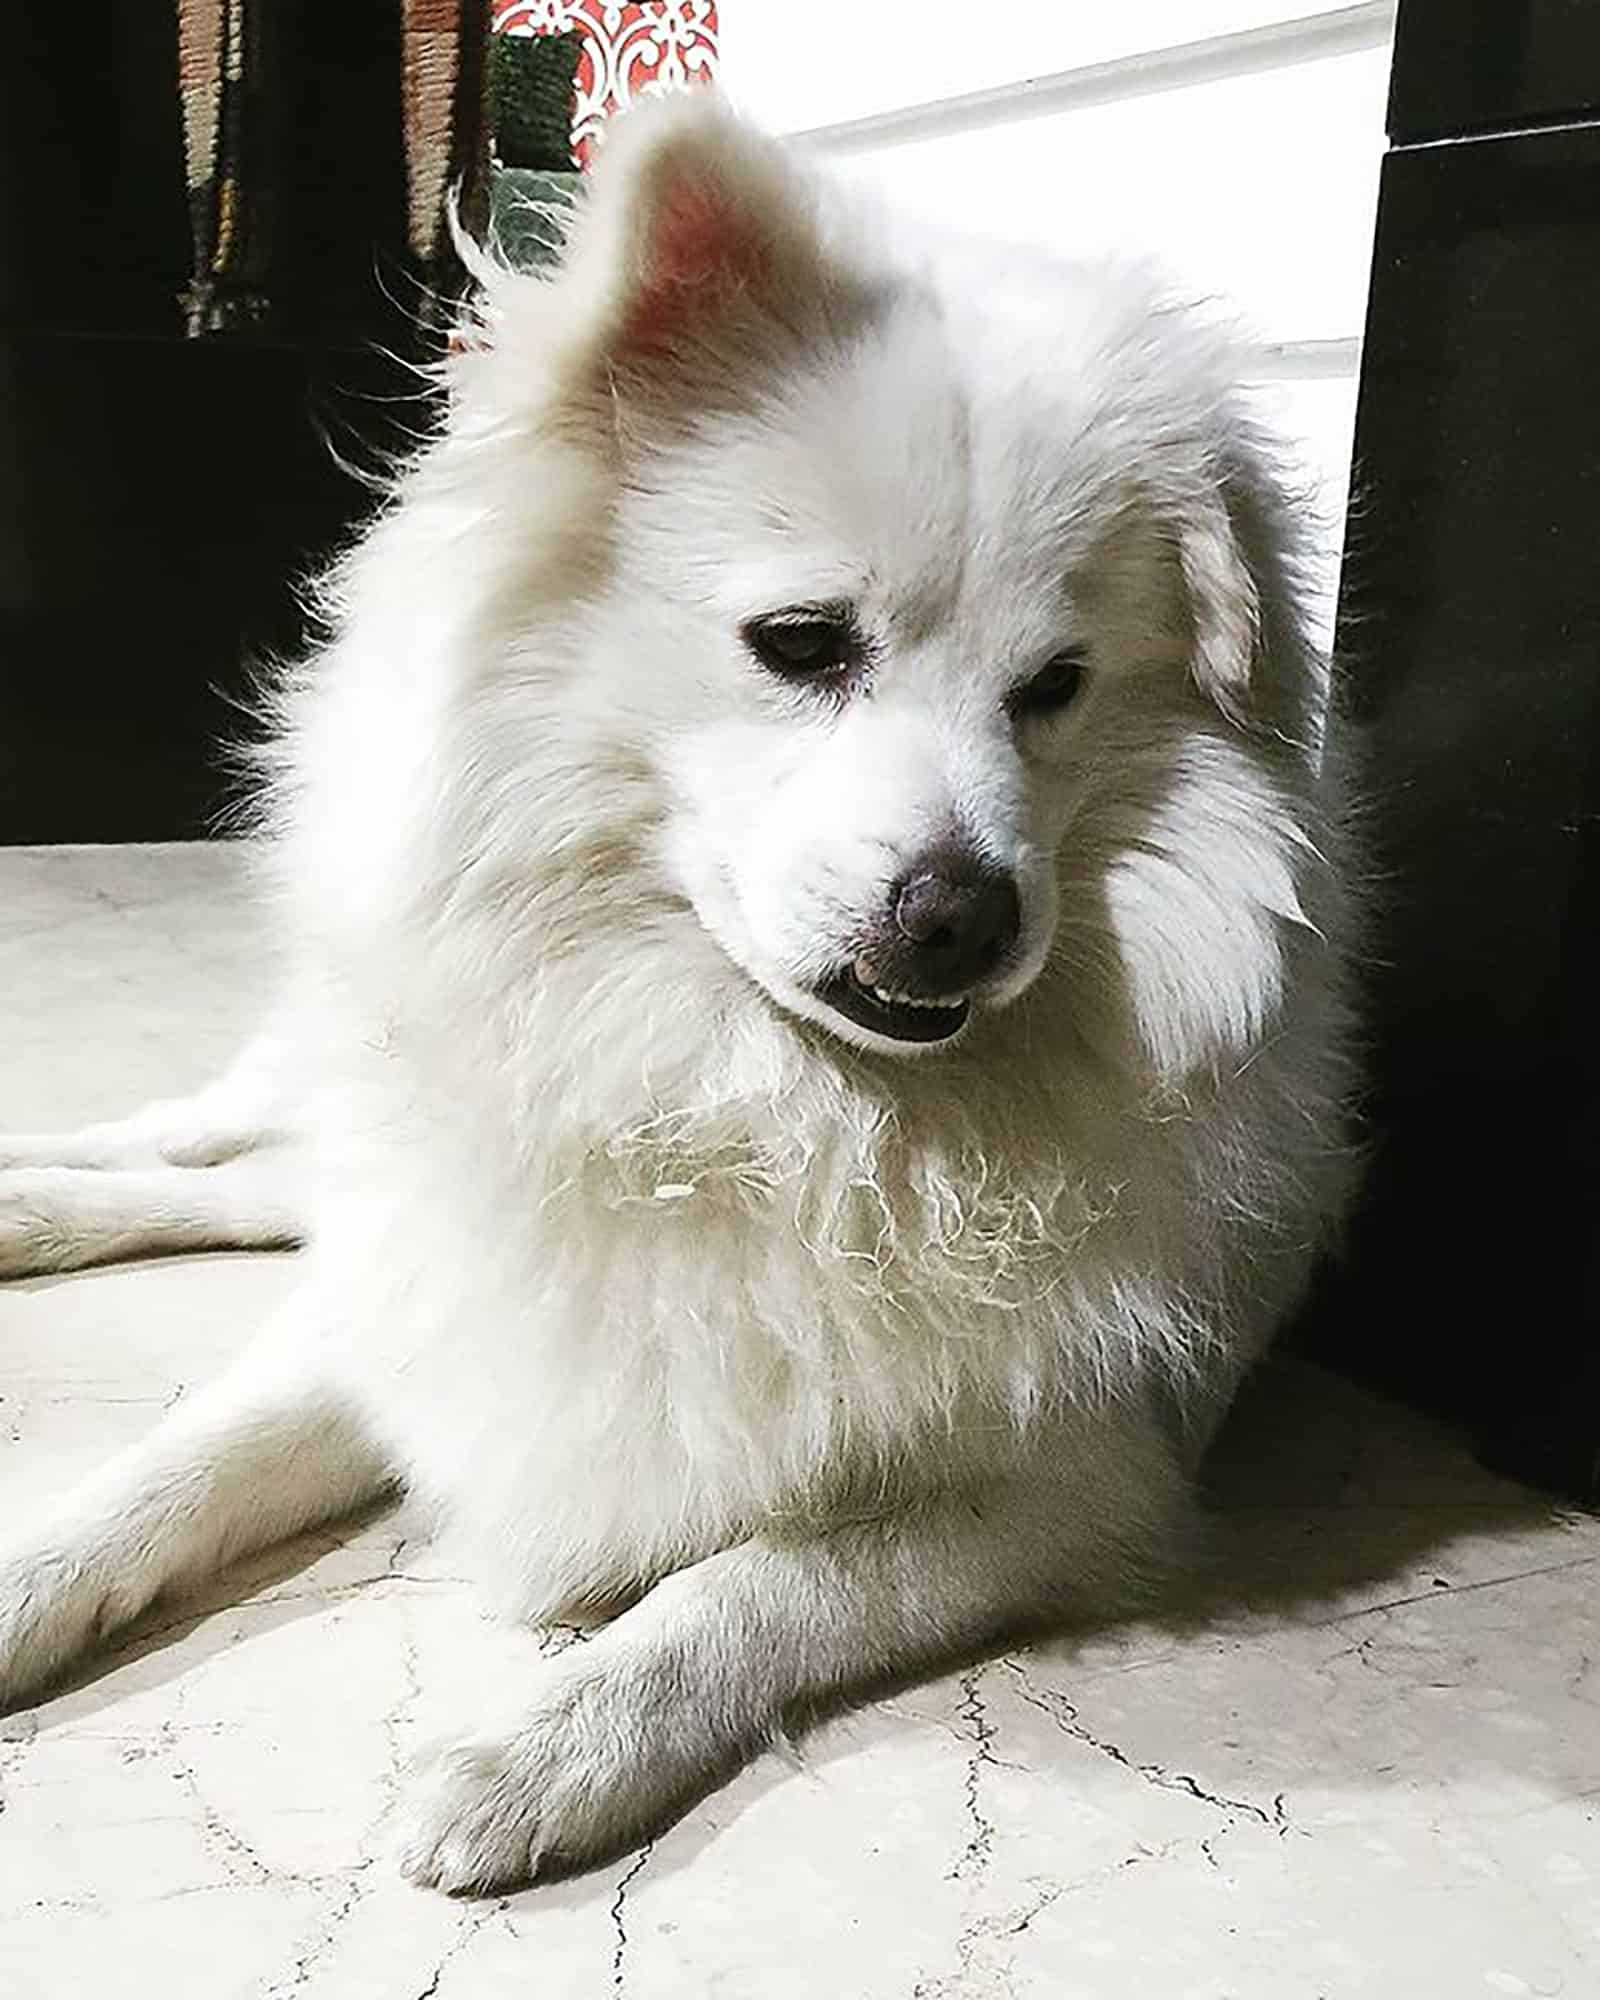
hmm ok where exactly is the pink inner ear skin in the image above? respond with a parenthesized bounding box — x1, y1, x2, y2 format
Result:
(620, 173, 773, 355)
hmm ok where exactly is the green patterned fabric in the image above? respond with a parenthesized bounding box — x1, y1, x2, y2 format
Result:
(490, 31, 582, 172)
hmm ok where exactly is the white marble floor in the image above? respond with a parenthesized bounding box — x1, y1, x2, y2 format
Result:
(1, 843, 1597, 1999)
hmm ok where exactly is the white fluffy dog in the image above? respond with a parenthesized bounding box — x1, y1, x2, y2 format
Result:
(0, 94, 1356, 1891)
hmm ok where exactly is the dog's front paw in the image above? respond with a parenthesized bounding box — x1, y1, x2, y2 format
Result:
(399, 1734, 553, 1894)
(397, 1655, 719, 1895)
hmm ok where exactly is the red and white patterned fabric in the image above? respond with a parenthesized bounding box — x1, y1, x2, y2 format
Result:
(490, 2, 720, 167)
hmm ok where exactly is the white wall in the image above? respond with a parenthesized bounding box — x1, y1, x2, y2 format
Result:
(719, 2, 1397, 638)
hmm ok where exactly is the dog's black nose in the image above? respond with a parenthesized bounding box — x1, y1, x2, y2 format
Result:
(877, 854, 1021, 993)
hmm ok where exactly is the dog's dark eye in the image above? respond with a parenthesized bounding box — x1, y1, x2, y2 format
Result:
(1008, 646, 1088, 720)
(742, 606, 862, 686)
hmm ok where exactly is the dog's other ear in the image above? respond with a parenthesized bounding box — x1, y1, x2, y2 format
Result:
(1175, 432, 1327, 745)
(1177, 477, 1262, 728)
(552, 89, 846, 391)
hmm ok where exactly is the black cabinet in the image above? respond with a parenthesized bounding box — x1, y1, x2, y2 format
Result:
(1306, 0, 1600, 1501)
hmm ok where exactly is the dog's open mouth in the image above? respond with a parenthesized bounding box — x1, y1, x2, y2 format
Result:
(816, 964, 971, 1045)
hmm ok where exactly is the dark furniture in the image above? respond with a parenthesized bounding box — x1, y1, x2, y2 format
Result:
(1307, 0, 1600, 1502)
(0, 5, 459, 841)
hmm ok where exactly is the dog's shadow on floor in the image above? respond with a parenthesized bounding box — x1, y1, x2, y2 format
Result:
(1182, 1351, 1565, 1621)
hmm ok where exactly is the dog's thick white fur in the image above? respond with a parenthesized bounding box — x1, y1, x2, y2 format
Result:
(0, 94, 1357, 1891)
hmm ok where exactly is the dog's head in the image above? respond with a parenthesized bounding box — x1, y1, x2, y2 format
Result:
(455, 94, 1322, 1070)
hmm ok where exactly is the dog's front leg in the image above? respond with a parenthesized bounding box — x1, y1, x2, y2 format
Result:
(401, 1428, 1184, 1894)
(0, 1306, 390, 1705)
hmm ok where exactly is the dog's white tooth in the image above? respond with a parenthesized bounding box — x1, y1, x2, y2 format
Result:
(861, 984, 971, 1012)
(856, 977, 971, 1014)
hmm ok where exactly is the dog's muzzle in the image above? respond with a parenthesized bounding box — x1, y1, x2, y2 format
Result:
(818, 846, 1021, 1045)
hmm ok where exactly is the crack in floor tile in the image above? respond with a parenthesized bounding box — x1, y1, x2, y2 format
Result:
(610, 1839, 656, 1994)
(951, 1667, 1000, 1881)
(1002, 1658, 1288, 1833)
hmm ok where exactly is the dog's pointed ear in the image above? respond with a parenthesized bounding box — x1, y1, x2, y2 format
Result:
(1178, 481, 1262, 727)
(557, 90, 842, 385)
